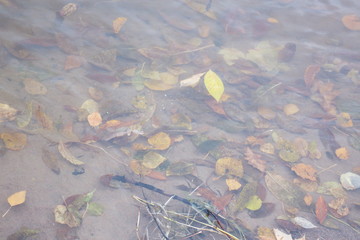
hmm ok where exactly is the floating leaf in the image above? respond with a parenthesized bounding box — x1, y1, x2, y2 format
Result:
(245, 195, 262, 211)
(142, 151, 166, 169)
(291, 163, 317, 181)
(148, 132, 171, 150)
(2, 190, 27, 217)
(204, 70, 224, 102)
(58, 140, 84, 165)
(215, 157, 243, 177)
(226, 178, 242, 191)
(335, 147, 349, 160)
(315, 196, 327, 224)
(87, 112, 102, 127)
(244, 147, 266, 172)
(283, 103, 299, 115)
(112, 17, 127, 33)
(1, 132, 27, 150)
(23, 78, 47, 95)
(342, 15, 360, 31)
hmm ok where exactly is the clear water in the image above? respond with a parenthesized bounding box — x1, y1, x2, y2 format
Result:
(1, 0, 360, 239)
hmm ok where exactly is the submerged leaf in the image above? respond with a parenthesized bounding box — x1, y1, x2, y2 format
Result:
(6, 227, 39, 240)
(315, 196, 328, 224)
(244, 147, 266, 172)
(291, 163, 317, 181)
(0, 103, 17, 122)
(245, 195, 262, 211)
(204, 70, 224, 102)
(142, 151, 166, 169)
(112, 17, 127, 33)
(148, 132, 171, 150)
(8, 190, 26, 207)
(58, 140, 84, 165)
(215, 157, 243, 177)
(1, 132, 27, 151)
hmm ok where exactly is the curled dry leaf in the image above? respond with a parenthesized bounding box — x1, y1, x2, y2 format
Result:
(112, 17, 127, 33)
(335, 147, 349, 160)
(1, 132, 27, 150)
(87, 112, 102, 127)
(342, 15, 360, 31)
(23, 78, 47, 95)
(0, 103, 17, 122)
(215, 157, 243, 177)
(58, 140, 84, 165)
(291, 163, 317, 181)
(147, 132, 171, 150)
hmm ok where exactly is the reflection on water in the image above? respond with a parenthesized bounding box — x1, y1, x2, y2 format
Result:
(1, 0, 360, 239)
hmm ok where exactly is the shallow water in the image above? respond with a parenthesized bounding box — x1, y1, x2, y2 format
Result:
(1, 0, 360, 239)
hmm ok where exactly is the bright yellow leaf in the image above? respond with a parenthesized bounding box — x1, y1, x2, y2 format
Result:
(113, 17, 127, 33)
(267, 17, 279, 23)
(8, 190, 26, 206)
(204, 70, 224, 102)
(226, 178, 242, 191)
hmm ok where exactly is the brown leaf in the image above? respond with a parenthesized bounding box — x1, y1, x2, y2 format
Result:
(64, 55, 84, 70)
(35, 105, 54, 130)
(23, 78, 47, 95)
(213, 193, 233, 212)
(244, 147, 266, 172)
(42, 148, 61, 174)
(315, 196, 328, 224)
(304, 65, 320, 88)
(291, 163, 317, 181)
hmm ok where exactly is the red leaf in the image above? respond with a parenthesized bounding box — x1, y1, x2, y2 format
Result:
(316, 196, 328, 224)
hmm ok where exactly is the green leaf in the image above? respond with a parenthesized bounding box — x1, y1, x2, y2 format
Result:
(245, 195, 262, 211)
(204, 70, 224, 102)
(88, 202, 104, 216)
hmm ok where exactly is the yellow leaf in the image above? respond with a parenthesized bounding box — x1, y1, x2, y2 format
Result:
(226, 178, 242, 191)
(58, 140, 84, 165)
(336, 112, 353, 128)
(267, 17, 279, 23)
(8, 190, 26, 206)
(1, 132, 27, 150)
(0, 103, 17, 122)
(148, 132, 171, 150)
(283, 103, 299, 115)
(335, 147, 349, 160)
(204, 70, 224, 102)
(215, 157, 243, 177)
(142, 151, 166, 169)
(112, 17, 127, 33)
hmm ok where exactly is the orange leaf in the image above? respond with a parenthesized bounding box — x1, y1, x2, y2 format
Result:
(87, 112, 102, 127)
(335, 147, 349, 160)
(304, 193, 312, 206)
(35, 105, 53, 130)
(315, 196, 328, 224)
(342, 15, 360, 31)
(291, 163, 317, 181)
(205, 98, 226, 115)
(145, 170, 167, 180)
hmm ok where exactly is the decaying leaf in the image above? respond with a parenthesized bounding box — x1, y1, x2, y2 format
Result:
(260, 143, 275, 154)
(16, 101, 32, 128)
(183, 0, 217, 20)
(35, 105, 54, 130)
(273, 228, 292, 240)
(244, 147, 266, 172)
(257, 226, 276, 240)
(6, 227, 39, 240)
(129, 160, 152, 175)
(179, 72, 205, 87)
(59, 3, 77, 17)
(316, 196, 327, 224)
(291, 216, 317, 229)
(23, 78, 47, 95)
(64, 55, 84, 70)
(335, 147, 349, 160)
(80, 99, 99, 114)
(0, 103, 17, 122)
(226, 178, 242, 191)
(166, 161, 194, 176)
(142, 151, 166, 169)
(303, 193, 313, 206)
(112, 17, 127, 33)
(336, 112, 353, 128)
(257, 106, 276, 120)
(1, 132, 27, 150)
(204, 69, 224, 102)
(147, 132, 171, 150)
(58, 140, 84, 165)
(304, 64, 320, 88)
(215, 157, 243, 177)
(342, 14, 360, 31)
(291, 163, 317, 181)
(328, 198, 349, 217)
(171, 112, 192, 130)
(317, 181, 347, 198)
(42, 148, 61, 174)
